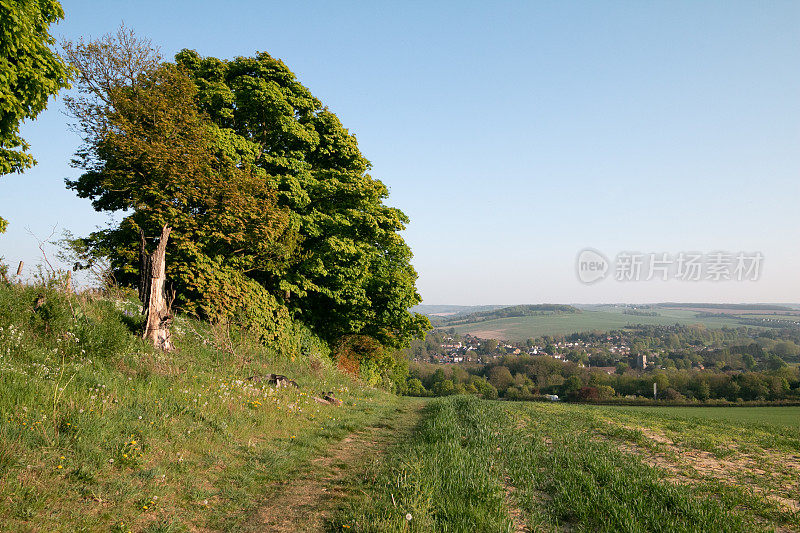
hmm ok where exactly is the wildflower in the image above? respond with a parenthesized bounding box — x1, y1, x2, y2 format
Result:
(57, 465, 63, 469)
(406, 513, 412, 521)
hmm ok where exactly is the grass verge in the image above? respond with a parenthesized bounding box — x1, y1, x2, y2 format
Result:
(0, 282, 401, 532)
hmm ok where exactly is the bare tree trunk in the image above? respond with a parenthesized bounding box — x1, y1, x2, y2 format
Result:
(64, 270, 73, 294)
(140, 225, 174, 351)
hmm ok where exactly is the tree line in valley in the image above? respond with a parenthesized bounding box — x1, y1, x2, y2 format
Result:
(407, 356, 799, 404)
(401, 324, 800, 403)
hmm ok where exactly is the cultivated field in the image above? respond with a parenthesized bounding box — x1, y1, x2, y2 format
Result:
(603, 405, 800, 431)
(336, 397, 800, 532)
(445, 308, 744, 341)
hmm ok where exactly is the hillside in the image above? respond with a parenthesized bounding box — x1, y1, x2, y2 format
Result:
(410, 304, 506, 318)
(0, 282, 404, 531)
(443, 307, 747, 341)
(429, 303, 800, 341)
(437, 304, 580, 326)
(657, 303, 797, 311)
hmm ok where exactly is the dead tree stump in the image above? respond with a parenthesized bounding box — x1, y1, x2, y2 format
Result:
(140, 225, 174, 351)
(64, 270, 73, 294)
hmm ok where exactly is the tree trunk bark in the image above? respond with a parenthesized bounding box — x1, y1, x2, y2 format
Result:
(64, 270, 73, 294)
(140, 225, 174, 351)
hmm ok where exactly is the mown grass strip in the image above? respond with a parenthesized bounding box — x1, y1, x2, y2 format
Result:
(331, 396, 514, 532)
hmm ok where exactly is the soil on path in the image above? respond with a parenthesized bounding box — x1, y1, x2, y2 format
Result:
(243, 401, 423, 532)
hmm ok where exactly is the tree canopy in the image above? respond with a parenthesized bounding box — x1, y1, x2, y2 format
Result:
(0, 0, 72, 175)
(64, 30, 298, 342)
(172, 49, 428, 346)
(0, 0, 72, 232)
(65, 31, 428, 348)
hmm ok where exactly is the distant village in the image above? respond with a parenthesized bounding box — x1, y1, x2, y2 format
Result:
(415, 332, 689, 373)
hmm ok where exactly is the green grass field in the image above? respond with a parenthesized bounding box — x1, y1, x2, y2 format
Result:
(336, 397, 800, 532)
(4, 283, 799, 532)
(444, 308, 745, 341)
(739, 314, 800, 321)
(0, 283, 403, 532)
(604, 405, 800, 431)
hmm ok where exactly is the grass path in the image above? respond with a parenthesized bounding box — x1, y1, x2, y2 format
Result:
(0, 283, 423, 532)
(242, 400, 424, 532)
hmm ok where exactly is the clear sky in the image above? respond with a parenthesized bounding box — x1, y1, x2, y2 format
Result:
(1, 1, 798, 305)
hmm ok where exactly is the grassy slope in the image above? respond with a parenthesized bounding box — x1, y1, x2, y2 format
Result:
(0, 283, 401, 532)
(446, 309, 745, 341)
(5, 282, 798, 532)
(337, 396, 799, 532)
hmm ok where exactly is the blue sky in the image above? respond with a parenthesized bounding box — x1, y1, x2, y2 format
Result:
(1, 1, 798, 304)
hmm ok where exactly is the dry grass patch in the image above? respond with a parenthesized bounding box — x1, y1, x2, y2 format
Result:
(598, 418, 800, 516)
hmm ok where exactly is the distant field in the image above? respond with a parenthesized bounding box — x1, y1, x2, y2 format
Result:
(668, 307, 800, 315)
(444, 308, 744, 340)
(740, 313, 800, 321)
(604, 405, 800, 431)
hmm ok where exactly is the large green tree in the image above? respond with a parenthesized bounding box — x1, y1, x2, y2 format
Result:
(0, 0, 71, 175)
(64, 30, 299, 340)
(66, 34, 427, 347)
(173, 50, 429, 347)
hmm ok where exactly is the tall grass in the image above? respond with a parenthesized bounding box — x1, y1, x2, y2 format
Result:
(0, 282, 400, 531)
(332, 396, 514, 532)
